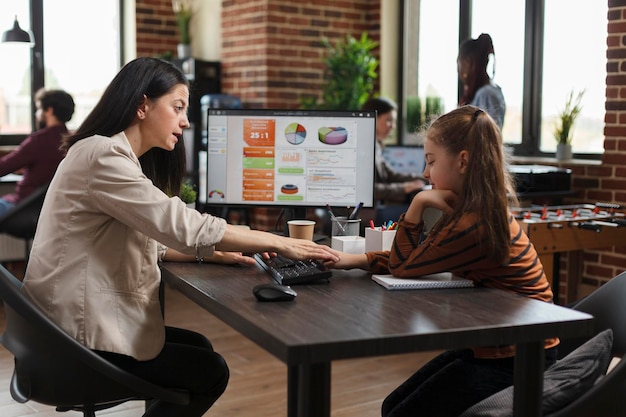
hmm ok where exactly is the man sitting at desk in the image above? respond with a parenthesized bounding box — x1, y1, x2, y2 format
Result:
(0, 88, 74, 216)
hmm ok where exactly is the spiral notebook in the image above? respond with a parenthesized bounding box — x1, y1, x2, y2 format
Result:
(371, 272, 474, 290)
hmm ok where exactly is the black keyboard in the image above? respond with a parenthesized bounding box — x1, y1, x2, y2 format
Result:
(254, 253, 332, 285)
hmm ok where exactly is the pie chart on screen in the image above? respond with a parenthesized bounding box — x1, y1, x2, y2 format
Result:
(318, 126, 348, 145)
(285, 123, 307, 145)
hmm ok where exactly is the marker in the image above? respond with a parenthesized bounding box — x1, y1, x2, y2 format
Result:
(347, 201, 364, 220)
(369, 219, 376, 229)
(326, 203, 346, 234)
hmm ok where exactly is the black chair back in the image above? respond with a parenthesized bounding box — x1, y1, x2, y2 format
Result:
(0, 184, 48, 262)
(546, 270, 626, 417)
(0, 264, 189, 416)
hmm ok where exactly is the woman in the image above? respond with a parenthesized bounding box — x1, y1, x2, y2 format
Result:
(330, 106, 556, 417)
(458, 33, 506, 130)
(21, 57, 338, 417)
(361, 97, 426, 224)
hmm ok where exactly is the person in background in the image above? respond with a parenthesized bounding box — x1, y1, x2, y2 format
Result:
(361, 97, 427, 225)
(0, 88, 74, 216)
(21, 57, 339, 417)
(458, 33, 506, 130)
(328, 105, 556, 417)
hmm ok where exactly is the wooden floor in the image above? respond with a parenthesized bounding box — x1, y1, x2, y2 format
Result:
(0, 274, 440, 417)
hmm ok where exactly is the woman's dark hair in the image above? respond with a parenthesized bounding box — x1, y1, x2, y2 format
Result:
(36, 89, 75, 123)
(458, 33, 495, 106)
(361, 96, 398, 115)
(62, 57, 190, 196)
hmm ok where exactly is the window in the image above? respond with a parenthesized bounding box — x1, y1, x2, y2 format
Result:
(0, 5, 32, 135)
(0, 0, 121, 138)
(540, 0, 606, 154)
(401, 0, 607, 158)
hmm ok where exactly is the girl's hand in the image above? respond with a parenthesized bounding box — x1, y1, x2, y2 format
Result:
(324, 252, 369, 270)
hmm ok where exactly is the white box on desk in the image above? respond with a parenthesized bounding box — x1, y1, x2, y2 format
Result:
(365, 228, 397, 252)
(331, 236, 366, 254)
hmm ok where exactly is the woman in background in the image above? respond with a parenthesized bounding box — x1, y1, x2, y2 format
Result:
(458, 33, 506, 130)
(361, 97, 427, 224)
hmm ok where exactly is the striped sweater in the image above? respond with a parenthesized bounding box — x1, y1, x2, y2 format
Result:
(366, 212, 558, 358)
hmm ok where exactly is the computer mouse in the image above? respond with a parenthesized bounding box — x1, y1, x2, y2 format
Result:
(252, 283, 297, 302)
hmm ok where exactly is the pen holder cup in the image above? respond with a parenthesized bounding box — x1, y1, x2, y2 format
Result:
(331, 216, 361, 237)
(365, 228, 397, 252)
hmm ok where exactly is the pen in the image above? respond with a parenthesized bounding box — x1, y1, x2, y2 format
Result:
(347, 201, 363, 220)
(326, 203, 346, 234)
(369, 219, 375, 229)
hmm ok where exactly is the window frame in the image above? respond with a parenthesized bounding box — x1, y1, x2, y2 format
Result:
(0, 0, 124, 144)
(397, 0, 603, 161)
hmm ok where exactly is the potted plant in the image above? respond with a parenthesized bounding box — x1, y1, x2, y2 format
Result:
(180, 180, 197, 208)
(554, 90, 585, 160)
(172, 0, 194, 58)
(300, 32, 378, 110)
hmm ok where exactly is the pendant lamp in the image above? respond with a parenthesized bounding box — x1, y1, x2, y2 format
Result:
(2, 16, 34, 46)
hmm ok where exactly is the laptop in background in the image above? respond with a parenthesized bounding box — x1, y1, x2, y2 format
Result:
(382, 145, 425, 176)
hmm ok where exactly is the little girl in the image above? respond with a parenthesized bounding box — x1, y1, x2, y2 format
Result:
(330, 105, 557, 417)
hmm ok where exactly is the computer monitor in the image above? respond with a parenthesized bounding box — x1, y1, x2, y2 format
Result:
(382, 145, 425, 176)
(204, 108, 377, 220)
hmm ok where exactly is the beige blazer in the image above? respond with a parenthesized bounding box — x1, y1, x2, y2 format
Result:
(22, 133, 226, 360)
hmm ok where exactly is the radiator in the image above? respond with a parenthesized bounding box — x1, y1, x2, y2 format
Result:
(0, 234, 26, 261)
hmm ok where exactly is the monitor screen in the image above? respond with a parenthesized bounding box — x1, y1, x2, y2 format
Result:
(382, 145, 425, 176)
(204, 108, 376, 210)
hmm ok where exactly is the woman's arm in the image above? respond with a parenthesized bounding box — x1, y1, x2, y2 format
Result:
(162, 247, 258, 265)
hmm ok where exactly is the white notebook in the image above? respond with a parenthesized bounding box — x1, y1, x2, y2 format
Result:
(371, 273, 474, 290)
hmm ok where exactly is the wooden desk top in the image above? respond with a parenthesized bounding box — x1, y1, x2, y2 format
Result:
(161, 262, 594, 365)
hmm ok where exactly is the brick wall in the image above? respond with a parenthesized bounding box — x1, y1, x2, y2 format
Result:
(135, 0, 179, 57)
(220, 0, 380, 109)
(135, 0, 381, 110)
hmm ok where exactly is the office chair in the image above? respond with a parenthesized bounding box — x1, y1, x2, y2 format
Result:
(544, 270, 626, 417)
(0, 184, 48, 263)
(0, 264, 190, 417)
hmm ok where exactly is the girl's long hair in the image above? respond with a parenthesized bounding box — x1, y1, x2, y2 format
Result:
(427, 105, 517, 264)
(62, 57, 189, 196)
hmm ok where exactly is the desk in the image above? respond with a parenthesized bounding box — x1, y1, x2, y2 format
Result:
(0, 174, 22, 197)
(161, 263, 594, 417)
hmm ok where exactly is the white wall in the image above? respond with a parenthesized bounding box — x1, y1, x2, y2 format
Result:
(192, 0, 222, 61)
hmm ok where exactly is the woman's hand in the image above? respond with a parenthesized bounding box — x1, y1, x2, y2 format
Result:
(207, 251, 258, 266)
(276, 237, 341, 263)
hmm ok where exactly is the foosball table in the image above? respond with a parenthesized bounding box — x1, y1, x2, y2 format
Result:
(513, 203, 626, 302)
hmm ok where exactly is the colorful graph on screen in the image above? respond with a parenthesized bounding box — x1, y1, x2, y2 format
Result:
(284, 123, 307, 145)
